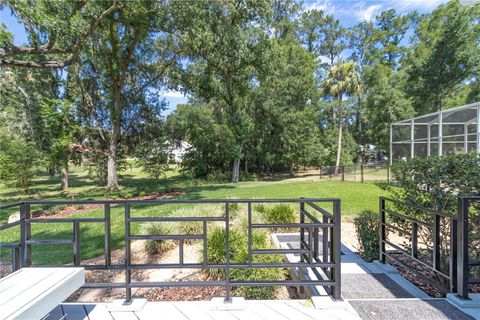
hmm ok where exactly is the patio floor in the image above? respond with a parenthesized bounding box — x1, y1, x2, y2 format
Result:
(43, 299, 360, 320)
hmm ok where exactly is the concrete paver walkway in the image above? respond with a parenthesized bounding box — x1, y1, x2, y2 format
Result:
(273, 233, 477, 320)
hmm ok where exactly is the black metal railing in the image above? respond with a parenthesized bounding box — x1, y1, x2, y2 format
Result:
(457, 196, 480, 299)
(0, 198, 341, 302)
(380, 196, 480, 299)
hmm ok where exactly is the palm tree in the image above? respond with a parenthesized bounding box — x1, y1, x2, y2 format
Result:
(322, 62, 361, 175)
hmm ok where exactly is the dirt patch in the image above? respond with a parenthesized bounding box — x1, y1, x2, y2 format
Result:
(30, 192, 186, 219)
(66, 239, 291, 302)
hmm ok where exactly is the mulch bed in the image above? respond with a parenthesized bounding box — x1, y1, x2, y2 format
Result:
(385, 253, 480, 297)
(30, 192, 186, 218)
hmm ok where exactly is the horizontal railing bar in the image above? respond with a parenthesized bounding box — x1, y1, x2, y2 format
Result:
(0, 220, 22, 230)
(0, 202, 24, 209)
(21, 198, 337, 206)
(0, 242, 21, 248)
(82, 281, 226, 289)
(383, 208, 432, 228)
(305, 202, 334, 219)
(230, 280, 336, 286)
(128, 217, 225, 222)
(30, 218, 105, 223)
(128, 234, 203, 241)
(252, 249, 311, 255)
(251, 223, 334, 228)
(26, 239, 74, 245)
(382, 251, 449, 293)
(381, 197, 455, 219)
(82, 279, 338, 289)
(65, 261, 338, 270)
(383, 240, 450, 279)
(131, 281, 226, 288)
(468, 262, 480, 267)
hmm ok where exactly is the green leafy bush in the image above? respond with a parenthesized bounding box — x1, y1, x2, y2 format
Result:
(204, 227, 285, 299)
(263, 204, 296, 231)
(142, 223, 176, 255)
(0, 136, 43, 192)
(353, 210, 380, 262)
(171, 204, 223, 243)
(381, 153, 480, 285)
(136, 148, 171, 182)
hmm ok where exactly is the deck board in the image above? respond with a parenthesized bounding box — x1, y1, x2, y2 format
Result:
(83, 304, 114, 320)
(172, 302, 214, 320)
(62, 304, 90, 320)
(135, 302, 188, 320)
(56, 299, 364, 320)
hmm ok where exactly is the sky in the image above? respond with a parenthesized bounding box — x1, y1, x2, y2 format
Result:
(0, 0, 448, 113)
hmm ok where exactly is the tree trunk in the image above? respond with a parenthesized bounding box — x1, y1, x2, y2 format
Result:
(289, 164, 294, 177)
(334, 97, 343, 175)
(60, 166, 68, 191)
(232, 158, 241, 183)
(107, 83, 121, 188)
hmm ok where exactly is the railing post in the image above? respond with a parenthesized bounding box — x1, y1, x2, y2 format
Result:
(20, 202, 31, 267)
(300, 198, 305, 263)
(341, 166, 345, 182)
(124, 202, 132, 304)
(332, 199, 341, 299)
(225, 202, 231, 302)
(433, 213, 441, 271)
(73, 222, 80, 266)
(379, 197, 386, 264)
(247, 202, 252, 266)
(457, 197, 470, 299)
(387, 166, 390, 182)
(450, 217, 458, 293)
(360, 164, 364, 183)
(319, 166, 322, 180)
(12, 247, 20, 271)
(412, 222, 418, 258)
(105, 204, 111, 267)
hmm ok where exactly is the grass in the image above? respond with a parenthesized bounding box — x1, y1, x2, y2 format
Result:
(0, 164, 388, 265)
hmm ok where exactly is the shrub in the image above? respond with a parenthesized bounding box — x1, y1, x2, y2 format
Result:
(136, 147, 171, 182)
(204, 227, 284, 299)
(353, 210, 380, 262)
(0, 136, 43, 192)
(263, 204, 296, 231)
(142, 223, 176, 255)
(171, 204, 223, 243)
(254, 203, 267, 214)
(381, 153, 480, 276)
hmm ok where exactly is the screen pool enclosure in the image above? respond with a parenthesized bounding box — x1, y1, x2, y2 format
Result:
(390, 102, 480, 164)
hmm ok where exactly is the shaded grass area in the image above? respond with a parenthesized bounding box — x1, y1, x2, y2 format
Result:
(0, 165, 387, 266)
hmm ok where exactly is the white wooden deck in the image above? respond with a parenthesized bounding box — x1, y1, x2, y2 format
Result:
(0, 268, 84, 320)
(42, 299, 361, 320)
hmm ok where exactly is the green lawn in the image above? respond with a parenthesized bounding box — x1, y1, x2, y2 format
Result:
(0, 165, 387, 265)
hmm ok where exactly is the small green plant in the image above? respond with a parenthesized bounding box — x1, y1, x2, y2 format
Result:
(0, 136, 43, 192)
(353, 210, 380, 262)
(263, 204, 296, 231)
(203, 227, 284, 299)
(254, 203, 267, 214)
(142, 223, 176, 255)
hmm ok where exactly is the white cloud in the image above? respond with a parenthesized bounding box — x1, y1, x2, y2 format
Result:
(303, 0, 330, 12)
(358, 4, 382, 21)
(162, 90, 186, 98)
(302, 0, 447, 24)
(386, 0, 446, 13)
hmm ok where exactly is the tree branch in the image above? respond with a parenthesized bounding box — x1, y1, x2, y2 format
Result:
(0, 0, 117, 68)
